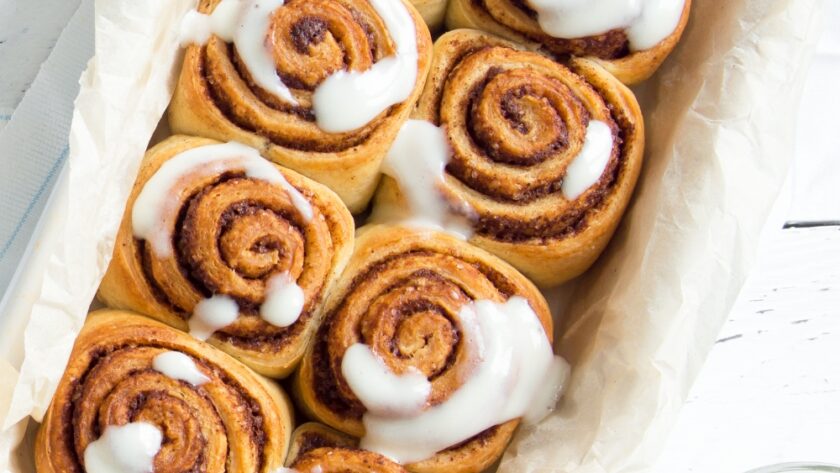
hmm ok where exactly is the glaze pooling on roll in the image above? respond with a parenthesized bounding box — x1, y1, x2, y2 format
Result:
(342, 343, 431, 417)
(312, 0, 418, 132)
(152, 351, 211, 386)
(188, 294, 240, 340)
(261, 272, 306, 327)
(132, 141, 312, 258)
(527, 0, 686, 51)
(83, 422, 162, 473)
(180, 0, 297, 104)
(181, 0, 419, 132)
(381, 119, 474, 238)
(562, 120, 614, 200)
(342, 296, 569, 463)
(188, 274, 308, 338)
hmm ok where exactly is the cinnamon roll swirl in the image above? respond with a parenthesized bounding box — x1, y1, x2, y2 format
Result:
(446, 0, 691, 84)
(373, 30, 644, 287)
(35, 310, 294, 473)
(295, 224, 553, 472)
(169, 0, 433, 213)
(98, 135, 354, 377)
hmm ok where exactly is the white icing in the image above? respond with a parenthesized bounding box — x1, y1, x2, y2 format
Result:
(180, 0, 419, 132)
(312, 0, 418, 132)
(524, 352, 571, 424)
(188, 295, 240, 341)
(152, 351, 210, 386)
(525, 0, 685, 51)
(561, 120, 614, 200)
(342, 344, 431, 417)
(131, 141, 312, 258)
(381, 120, 473, 239)
(180, 0, 297, 104)
(83, 422, 162, 473)
(343, 296, 569, 464)
(260, 272, 305, 327)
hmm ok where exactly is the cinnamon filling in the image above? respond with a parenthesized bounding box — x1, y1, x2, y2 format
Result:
(291, 17, 329, 53)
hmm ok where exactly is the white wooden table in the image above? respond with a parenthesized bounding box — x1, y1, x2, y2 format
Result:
(654, 221, 840, 471)
(1, 1, 838, 472)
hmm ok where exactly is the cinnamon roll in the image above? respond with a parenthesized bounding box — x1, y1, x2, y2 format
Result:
(373, 29, 644, 287)
(169, 0, 433, 213)
(446, 0, 691, 84)
(98, 135, 354, 377)
(35, 309, 294, 473)
(295, 224, 564, 473)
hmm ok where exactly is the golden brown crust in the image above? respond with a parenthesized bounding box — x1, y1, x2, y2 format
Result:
(409, 0, 449, 32)
(286, 422, 359, 464)
(287, 422, 409, 472)
(35, 309, 294, 473)
(97, 135, 354, 377)
(294, 447, 409, 473)
(374, 29, 644, 286)
(168, 0, 433, 213)
(295, 224, 551, 473)
(445, 0, 691, 84)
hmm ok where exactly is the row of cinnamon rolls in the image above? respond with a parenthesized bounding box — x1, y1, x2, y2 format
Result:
(38, 211, 560, 472)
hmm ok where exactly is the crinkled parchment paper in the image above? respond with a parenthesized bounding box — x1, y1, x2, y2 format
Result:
(0, 0, 824, 471)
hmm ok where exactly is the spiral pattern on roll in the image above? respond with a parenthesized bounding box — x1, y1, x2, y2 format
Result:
(170, 0, 433, 213)
(98, 135, 354, 377)
(374, 29, 644, 286)
(421, 32, 624, 242)
(296, 224, 551, 472)
(201, 0, 394, 152)
(35, 310, 293, 473)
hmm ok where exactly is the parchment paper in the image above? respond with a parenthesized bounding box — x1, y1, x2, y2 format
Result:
(0, 0, 823, 471)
